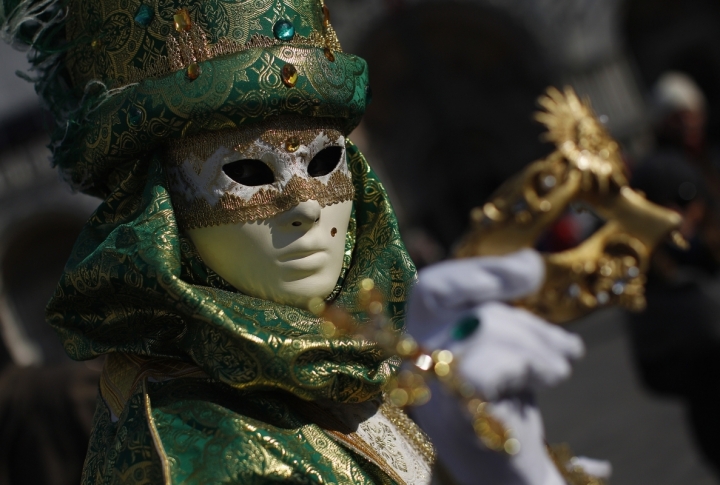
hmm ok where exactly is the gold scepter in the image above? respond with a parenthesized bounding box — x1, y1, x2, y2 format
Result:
(456, 87, 686, 323)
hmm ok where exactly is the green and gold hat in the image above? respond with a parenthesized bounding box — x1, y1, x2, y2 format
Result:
(1, 0, 370, 197)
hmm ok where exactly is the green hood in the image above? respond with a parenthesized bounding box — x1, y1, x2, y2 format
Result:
(46, 141, 416, 403)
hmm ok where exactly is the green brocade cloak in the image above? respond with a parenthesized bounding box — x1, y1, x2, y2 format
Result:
(45, 141, 419, 484)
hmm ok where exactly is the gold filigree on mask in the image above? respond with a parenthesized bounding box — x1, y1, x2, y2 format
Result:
(260, 128, 341, 151)
(455, 87, 685, 324)
(163, 117, 351, 230)
(172, 171, 355, 229)
(163, 117, 345, 166)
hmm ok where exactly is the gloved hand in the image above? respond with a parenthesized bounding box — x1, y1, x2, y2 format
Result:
(405, 249, 587, 485)
(407, 249, 585, 400)
(414, 385, 564, 485)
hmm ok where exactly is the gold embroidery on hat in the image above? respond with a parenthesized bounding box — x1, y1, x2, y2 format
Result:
(126, 24, 341, 85)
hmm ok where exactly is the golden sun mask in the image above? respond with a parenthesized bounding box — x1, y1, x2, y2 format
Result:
(455, 87, 686, 324)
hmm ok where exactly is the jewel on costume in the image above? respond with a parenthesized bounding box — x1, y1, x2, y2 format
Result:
(173, 8, 191, 32)
(134, 4, 153, 27)
(452, 316, 481, 341)
(273, 20, 295, 41)
(186, 62, 201, 80)
(285, 137, 300, 152)
(282, 63, 298, 87)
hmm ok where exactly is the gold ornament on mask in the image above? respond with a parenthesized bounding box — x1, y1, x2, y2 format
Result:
(163, 118, 352, 230)
(171, 171, 355, 229)
(455, 87, 686, 324)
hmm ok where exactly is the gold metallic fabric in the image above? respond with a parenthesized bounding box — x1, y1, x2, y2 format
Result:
(97, 354, 433, 484)
(65, 0, 333, 88)
(48, 142, 417, 483)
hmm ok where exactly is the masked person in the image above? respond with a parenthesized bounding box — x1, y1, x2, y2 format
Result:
(0, 0, 586, 483)
(629, 72, 720, 477)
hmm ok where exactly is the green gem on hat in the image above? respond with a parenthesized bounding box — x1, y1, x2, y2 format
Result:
(273, 20, 295, 41)
(133, 4, 153, 27)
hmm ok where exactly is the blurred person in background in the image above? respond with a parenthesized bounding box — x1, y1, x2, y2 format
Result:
(628, 71, 720, 477)
(0, 102, 99, 483)
(0, 211, 99, 485)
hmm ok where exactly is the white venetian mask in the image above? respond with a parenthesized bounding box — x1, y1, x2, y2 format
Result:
(163, 118, 354, 307)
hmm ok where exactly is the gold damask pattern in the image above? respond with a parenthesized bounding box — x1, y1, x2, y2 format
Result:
(128, 26, 338, 86)
(56, 45, 369, 197)
(171, 171, 355, 228)
(65, 0, 327, 87)
(52, 140, 416, 483)
(380, 402, 436, 467)
(98, 358, 425, 485)
(45, 0, 368, 198)
(145, 379, 405, 484)
(83, 383, 170, 485)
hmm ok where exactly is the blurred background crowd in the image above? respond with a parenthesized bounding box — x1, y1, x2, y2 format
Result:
(2, 0, 720, 483)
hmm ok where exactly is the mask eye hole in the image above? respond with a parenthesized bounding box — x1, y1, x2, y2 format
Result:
(308, 146, 343, 177)
(223, 159, 275, 186)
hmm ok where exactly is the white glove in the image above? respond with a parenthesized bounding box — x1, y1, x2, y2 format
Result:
(407, 249, 585, 400)
(405, 249, 586, 485)
(413, 389, 612, 485)
(413, 385, 565, 485)
(570, 457, 612, 480)
(407, 249, 549, 342)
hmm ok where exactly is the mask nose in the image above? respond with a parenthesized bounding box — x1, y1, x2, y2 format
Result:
(280, 200, 322, 228)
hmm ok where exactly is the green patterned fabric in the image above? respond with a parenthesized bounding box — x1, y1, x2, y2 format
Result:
(47, 142, 415, 401)
(84, 379, 398, 484)
(1, 0, 368, 197)
(48, 142, 417, 483)
(2, 0, 416, 481)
